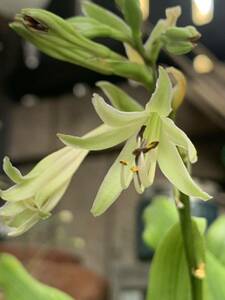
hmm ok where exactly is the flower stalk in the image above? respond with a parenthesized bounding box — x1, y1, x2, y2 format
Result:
(177, 192, 204, 300)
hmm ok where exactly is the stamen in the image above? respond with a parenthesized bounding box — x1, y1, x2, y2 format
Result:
(138, 152, 150, 188)
(146, 141, 159, 151)
(137, 125, 146, 141)
(175, 197, 184, 209)
(133, 172, 145, 194)
(120, 160, 128, 190)
(144, 149, 157, 186)
(120, 160, 128, 166)
(193, 263, 205, 279)
(137, 137, 142, 148)
(130, 166, 144, 194)
(130, 166, 139, 173)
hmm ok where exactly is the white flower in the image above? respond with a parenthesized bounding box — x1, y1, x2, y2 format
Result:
(58, 67, 211, 216)
(0, 147, 88, 236)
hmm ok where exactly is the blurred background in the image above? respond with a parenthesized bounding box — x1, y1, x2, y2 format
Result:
(0, 1, 224, 300)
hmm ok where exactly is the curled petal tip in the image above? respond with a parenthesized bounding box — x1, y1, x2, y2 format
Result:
(90, 207, 101, 217)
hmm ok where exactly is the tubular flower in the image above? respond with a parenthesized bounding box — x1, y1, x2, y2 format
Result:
(59, 67, 211, 216)
(0, 147, 88, 236)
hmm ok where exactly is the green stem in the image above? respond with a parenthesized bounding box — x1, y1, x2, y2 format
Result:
(177, 192, 203, 300)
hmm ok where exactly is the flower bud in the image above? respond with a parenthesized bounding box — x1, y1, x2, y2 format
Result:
(166, 67, 187, 111)
(163, 26, 201, 55)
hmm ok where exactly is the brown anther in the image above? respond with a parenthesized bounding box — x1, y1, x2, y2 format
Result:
(146, 141, 159, 151)
(137, 125, 146, 140)
(132, 148, 142, 156)
(23, 15, 49, 32)
(130, 166, 139, 173)
(193, 263, 205, 279)
(120, 160, 128, 166)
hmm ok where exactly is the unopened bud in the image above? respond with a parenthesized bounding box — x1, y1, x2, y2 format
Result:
(163, 26, 201, 55)
(167, 67, 187, 111)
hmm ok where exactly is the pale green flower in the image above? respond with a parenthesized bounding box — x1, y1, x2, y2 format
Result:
(59, 67, 211, 216)
(0, 146, 88, 236)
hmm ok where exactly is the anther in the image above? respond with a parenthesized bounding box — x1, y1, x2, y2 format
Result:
(193, 263, 205, 279)
(137, 125, 146, 141)
(131, 166, 139, 173)
(146, 141, 159, 151)
(120, 160, 128, 166)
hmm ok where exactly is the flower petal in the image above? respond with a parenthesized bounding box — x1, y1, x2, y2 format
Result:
(146, 66, 173, 116)
(162, 117, 197, 163)
(3, 157, 34, 184)
(92, 93, 147, 127)
(96, 81, 143, 112)
(158, 132, 211, 200)
(7, 213, 41, 237)
(143, 112, 161, 143)
(28, 147, 72, 178)
(35, 150, 87, 207)
(91, 136, 136, 216)
(0, 148, 82, 202)
(0, 202, 26, 218)
(42, 180, 71, 213)
(139, 149, 158, 188)
(58, 124, 139, 151)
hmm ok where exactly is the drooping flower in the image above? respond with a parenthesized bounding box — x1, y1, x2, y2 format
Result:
(0, 146, 88, 236)
(58, 67, 211, 216)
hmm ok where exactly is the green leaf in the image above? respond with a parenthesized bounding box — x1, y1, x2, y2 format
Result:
(123, 0, 142, 41)
(206, 216, 225, 267)
(97, 81, 143, 112)
(82, 1, 131, 38)
(0, 254, 73, 300)
(147, 221, 206, 300)
(206, 251, 225, 300)
(92, 94, 147, 127)
(142, 196, 206, 251)
(142, 196, 178, 250)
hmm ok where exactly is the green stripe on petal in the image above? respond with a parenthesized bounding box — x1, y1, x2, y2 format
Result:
(35, 150, 87, 207)
(92, 94, 147, 127)
(144, 112, 161, 143)
(28, 147, 73, 178)
(91, 136, 136, 216)
(162, 117, 197, 163)
(146, 66, 172, 117)
(158, 132, 211, 200)
(58, 124, 139, 151)
(96, 81, 143, 112)
(42, 180, 71, 213)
